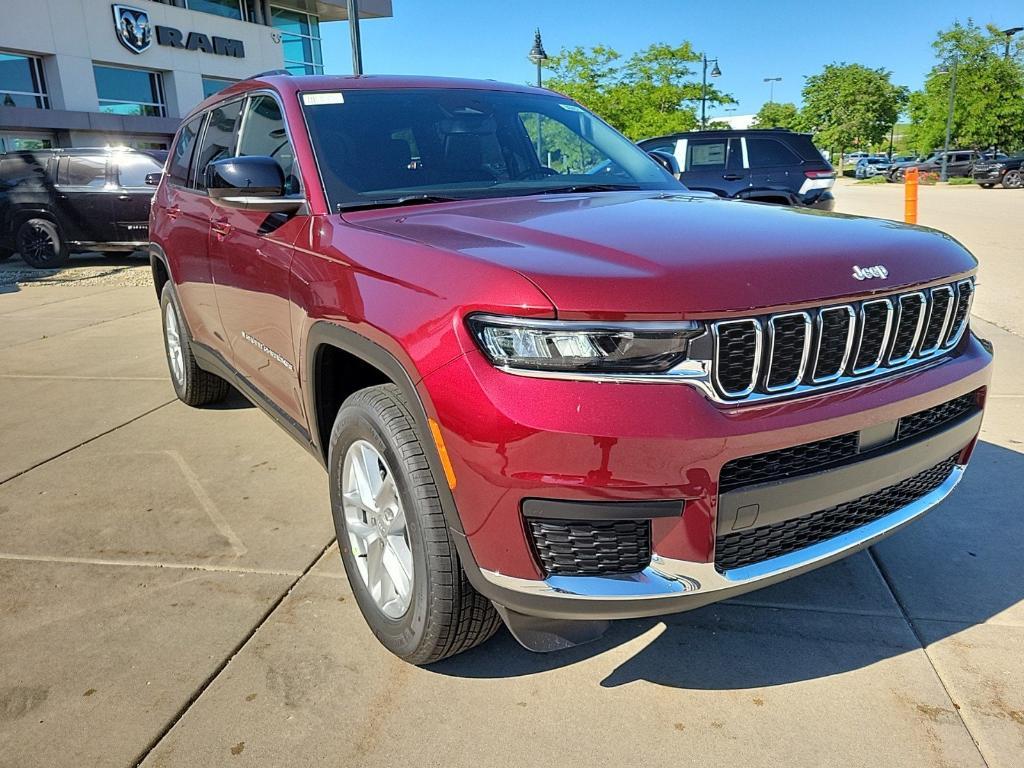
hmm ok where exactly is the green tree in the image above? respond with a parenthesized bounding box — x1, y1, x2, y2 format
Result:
(543, 42, 734, 140)
(798, 63, 908, 163)
(752, 101, 800, 129)
(906, 21, 1024, 153)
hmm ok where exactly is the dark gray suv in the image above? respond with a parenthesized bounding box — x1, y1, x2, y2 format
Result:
(638, 128, 836, 210)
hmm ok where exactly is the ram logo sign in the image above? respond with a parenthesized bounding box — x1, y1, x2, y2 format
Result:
(112, 5, 152, 55)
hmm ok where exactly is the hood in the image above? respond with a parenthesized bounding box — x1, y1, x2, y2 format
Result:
(346, 192, 977, 319)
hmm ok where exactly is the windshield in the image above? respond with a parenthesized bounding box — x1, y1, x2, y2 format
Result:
(299, 88, 681, 210)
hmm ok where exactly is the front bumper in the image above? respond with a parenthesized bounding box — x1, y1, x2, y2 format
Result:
(420, 332, 991, 621)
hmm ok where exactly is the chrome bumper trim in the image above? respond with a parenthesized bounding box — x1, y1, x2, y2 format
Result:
(480, 464, 965, 601)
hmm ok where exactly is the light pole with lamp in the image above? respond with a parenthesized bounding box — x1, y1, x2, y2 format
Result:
(346, 0, 363, 75)
(763, 76, 781, 105)
(528, 29, 549, 158)
(939, 57, 958, 182)
(700, 54, 721, 130)
(1002, 26, 1023, 58)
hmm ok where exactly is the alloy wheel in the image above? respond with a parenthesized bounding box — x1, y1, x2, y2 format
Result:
(164, 302, 185, 388)
(341, 440, 414, 619)
(20, 224, 56, 262)
(1004, 170, 1022, 189)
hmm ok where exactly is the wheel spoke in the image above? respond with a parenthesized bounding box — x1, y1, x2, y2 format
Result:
(381, 539, 412, 600)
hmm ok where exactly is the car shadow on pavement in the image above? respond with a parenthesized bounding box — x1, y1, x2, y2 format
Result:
(430, 440, 1024, 690)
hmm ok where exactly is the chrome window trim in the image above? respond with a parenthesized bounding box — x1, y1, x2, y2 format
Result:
(764, 311, 812, 392)
(712, 319, 763, 399)
(851, 298, 894, 374)
(888, 291, 927, 366)
(943, 279, 974, 349)
(919, 285, 955, 356)
(811, 305, 856, 384)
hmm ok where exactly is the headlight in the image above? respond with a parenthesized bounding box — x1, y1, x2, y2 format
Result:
(466, 314, 703, 374)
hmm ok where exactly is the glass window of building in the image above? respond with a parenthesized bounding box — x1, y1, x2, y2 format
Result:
(0, 51, 49, 109)
(94, 65, 166, 117)
(202, 76, 236, 99)
(185, 0, 243, 21)
(270, 7, 324, 75)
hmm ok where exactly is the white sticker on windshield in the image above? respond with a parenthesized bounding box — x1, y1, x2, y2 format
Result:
(558, 103, 585, 113)
(302, 92, 345, 106)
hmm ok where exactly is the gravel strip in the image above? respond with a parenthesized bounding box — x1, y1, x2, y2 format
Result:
(0, 254, 152, 288)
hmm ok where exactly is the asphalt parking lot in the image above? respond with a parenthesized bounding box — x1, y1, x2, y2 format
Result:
(1, 182, 1022, 767)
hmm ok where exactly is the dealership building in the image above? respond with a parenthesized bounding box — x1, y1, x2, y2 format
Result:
(0, 0, 392, 152)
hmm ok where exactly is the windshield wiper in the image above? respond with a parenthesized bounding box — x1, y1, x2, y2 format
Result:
(337, 194, 459, 213)
(529, 183, 641, 195)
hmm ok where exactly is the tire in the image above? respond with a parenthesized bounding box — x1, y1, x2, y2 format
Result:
(979, 183, 995, 189)
(329, 384, 501, 664)
(16, 218, 69, 269)
(159, 284, 231, 407)
(1002, 170, 1022, 190)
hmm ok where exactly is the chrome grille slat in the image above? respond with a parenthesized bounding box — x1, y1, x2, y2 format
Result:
(709, 278, 974, 402)
(765, 312, 812, 392)
(852, 298, 894, 374)
(811, 306, 856, 383)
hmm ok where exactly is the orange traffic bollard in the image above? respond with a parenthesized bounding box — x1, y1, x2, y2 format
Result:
(904, 167, 919, 224)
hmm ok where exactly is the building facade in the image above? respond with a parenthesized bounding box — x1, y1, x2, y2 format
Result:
(0, 0, 391, 151)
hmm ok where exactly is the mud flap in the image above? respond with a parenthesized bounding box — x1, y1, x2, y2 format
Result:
(495, 605, 610, 652)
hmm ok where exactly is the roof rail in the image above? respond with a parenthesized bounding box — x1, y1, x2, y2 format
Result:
(248, 69, 292, 79)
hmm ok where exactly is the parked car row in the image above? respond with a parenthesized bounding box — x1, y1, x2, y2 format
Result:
(0, 148, 165, 268)
(885, 150, 1010, 182)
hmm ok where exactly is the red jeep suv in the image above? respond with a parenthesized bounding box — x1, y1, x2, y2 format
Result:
(149, 74, 991, 664)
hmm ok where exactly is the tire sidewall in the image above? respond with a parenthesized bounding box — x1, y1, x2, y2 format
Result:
(329, 399, 433, 659)
(1003, 171, 1022, 189)
(159, 285, 191, 401)
(17, 218, 67, 269)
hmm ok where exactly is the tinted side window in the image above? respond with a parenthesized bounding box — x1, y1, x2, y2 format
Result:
(116, 154, 165, 188)
(237, 95, 300, 194)
(193, 100, 243, 191)
(747, 137, 800, 167)
(168, 116, 203, 186)
(726, 138, 744, 170)
(687, 139, 727, 171)
(64, 156, 108, 188)
(0, 154, 51, 187)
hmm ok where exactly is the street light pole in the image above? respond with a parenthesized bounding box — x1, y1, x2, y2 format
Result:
(528, 29, 549, 157)
(1002, 26, 1023, 58)
(700, 54, 721, 130)
(346, 0, 363, 75)
(763, 76, 781, 105)
(940, 56, 958, 183)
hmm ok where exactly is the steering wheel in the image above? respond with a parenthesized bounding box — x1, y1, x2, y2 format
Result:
(512, 166, 559, 180)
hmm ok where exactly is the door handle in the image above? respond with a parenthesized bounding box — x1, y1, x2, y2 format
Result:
(166, 205, 180, 219)
(722, 174, 744, 181)
(211, 220, 233, 237)
(118, 194, 131, 201)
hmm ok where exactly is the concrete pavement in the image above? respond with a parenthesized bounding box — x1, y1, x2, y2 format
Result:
(1, 187, 1023, 767)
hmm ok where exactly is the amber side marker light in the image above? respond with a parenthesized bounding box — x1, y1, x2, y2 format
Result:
(428, 418, 458, 490)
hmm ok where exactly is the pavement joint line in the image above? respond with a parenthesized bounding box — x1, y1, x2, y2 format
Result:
(0, 284, 127, 316)
(897, 614, 1024, 630)
(972, 313, 1022, 339)
(868, 547, 993, 768)
(0, 374, 168, 381)
(0, 306, 157, 350)
(0, 551, 309, 577)
(132, 538, 338, 768)
(723, 598, 905, 620)
(0, 399, 176, 487)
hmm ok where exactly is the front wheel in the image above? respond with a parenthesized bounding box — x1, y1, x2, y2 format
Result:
(979, 183, 995, 189)
(329, 385, 501, 664)
(17, 218, 68, 269)
(1002, 170, 1022, 190)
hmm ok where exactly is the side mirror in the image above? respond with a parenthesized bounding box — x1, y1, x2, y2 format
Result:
(205, 156, 302, 212)
(647, 149, 681, 177)
(144, 172, 162, 186)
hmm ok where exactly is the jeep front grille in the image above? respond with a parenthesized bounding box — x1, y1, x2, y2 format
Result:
(528, 518, 652, 576)
(711, 278, 973, 401)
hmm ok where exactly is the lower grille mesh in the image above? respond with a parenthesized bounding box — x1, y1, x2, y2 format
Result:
(529, 519, 651, 576)
(715, 456, 957, 571)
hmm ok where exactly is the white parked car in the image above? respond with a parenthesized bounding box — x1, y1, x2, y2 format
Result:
(855, 156, 892, 179)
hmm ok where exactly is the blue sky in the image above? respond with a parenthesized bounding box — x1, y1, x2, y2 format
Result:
(322, 0, 1023, 117)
